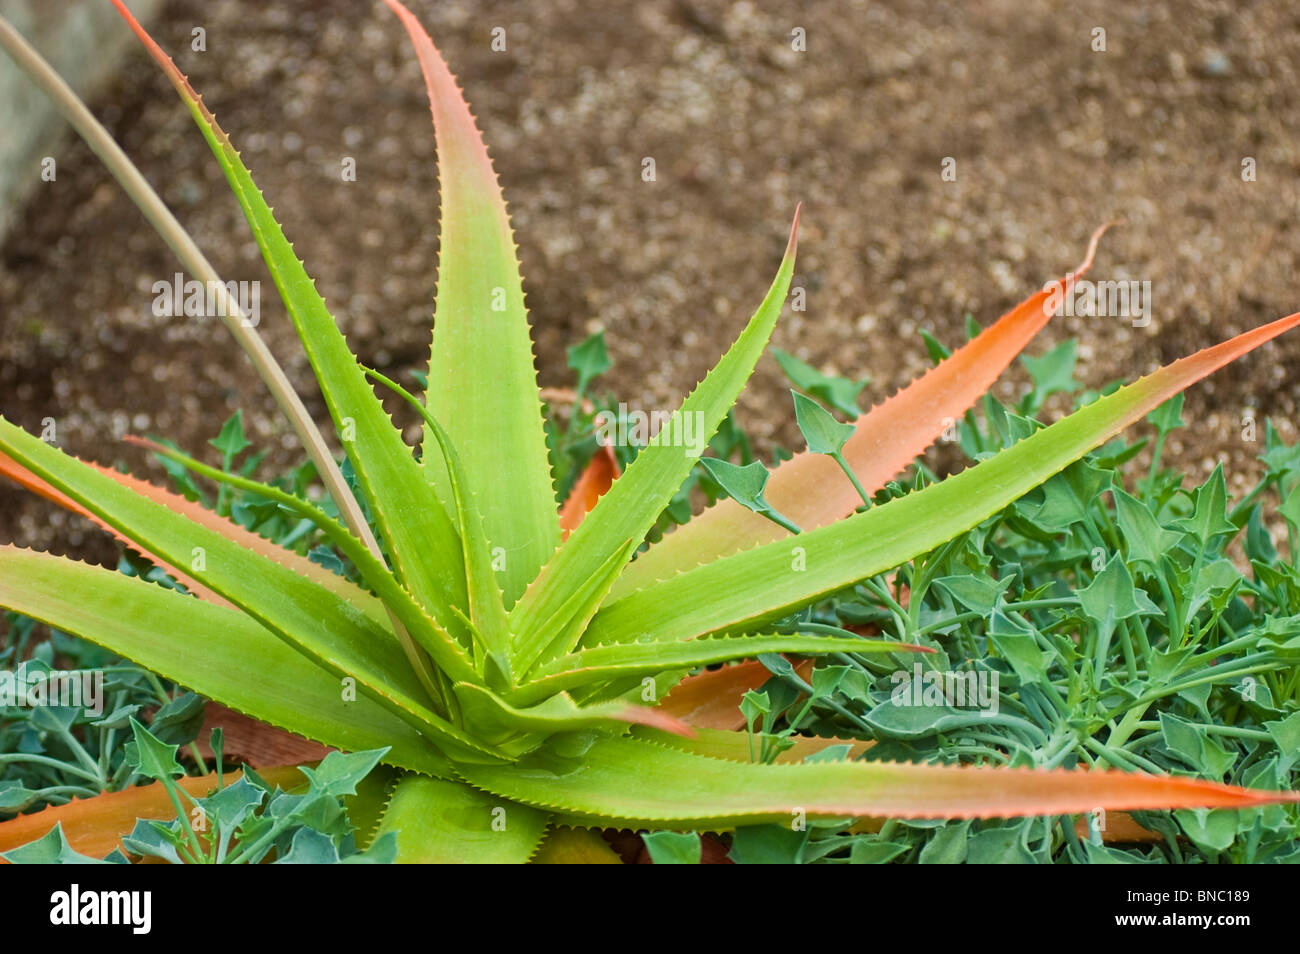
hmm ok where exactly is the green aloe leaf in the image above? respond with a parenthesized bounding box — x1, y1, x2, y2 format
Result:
(452, 682, 688, 748)
(137, 437, 477, 688)
(613, 229, 1112, 595)
(792, 390, 856, 454)
(374, 774, 549, 863)
(586, 311, 1300, 648)
(516, 540, 639, 677)
(0, 421, 500, 761)
(363, 368, 512, 676)
(384, 0, 560, 604)
(0, 547, 450, 774)
(114, 4, 468, 634)
(509, 214, 799, 669)
(512, 633, 916, 706)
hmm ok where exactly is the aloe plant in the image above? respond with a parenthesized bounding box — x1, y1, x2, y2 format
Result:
(0, 0, 1298, 863)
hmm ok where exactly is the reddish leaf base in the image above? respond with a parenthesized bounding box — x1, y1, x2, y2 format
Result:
(196, 702, 334, 768)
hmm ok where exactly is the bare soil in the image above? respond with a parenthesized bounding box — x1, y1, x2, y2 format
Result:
(3, 0, 1299, 565)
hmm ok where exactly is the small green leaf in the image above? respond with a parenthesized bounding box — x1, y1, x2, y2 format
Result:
(740, 689, 771, 738)
(1173, 465, 1237, 549)
(121, 819, 185, 864)
(918, 328, 951, 364)
(91, 703, 143, 730)
(298, 748, 389, 799)
(567, 331, 612, 396)
(275, 827, 342, 864)
(345, 831, 400, 864)
(642, 830, 702, 864)
(125, 716, 184, 781)
(700, 458, 770, 510)
(1077, 555, 1159, 684)
(1077, 556, 1160, 626)
(1022, 339, 1081, 405)
(919, 820, 972, 864)
(149, 691, 205, 745)
(987, 613, 1053, 684)
(2, 822, 111, 865)
(804, 744, 854, 764)
(792, 390, 856, 455)
(1146, 392, 1185, 434)
(966, 823, 1036, 863)
(0, 780, 40, 812)
(1113, 488, 1180, 569)
(934, 574, 1011, 614)
(1159, 713, 1235, 778)
(729, 824, 808, 864)
(1278, 483, 1300, 533)
(1264, 711, 1300, 774)
(851, 839, 909, 863)
(195, 775, 265, 832)
(698, 458, 801, 532)
(772, 348, 866, 418)
(1246, 504, 1278, 563)
(1173, 808, 1237, 855)
(208, 410, 251, 461)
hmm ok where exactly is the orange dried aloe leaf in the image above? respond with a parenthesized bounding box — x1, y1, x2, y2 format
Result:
(0, 765, 304, 863)
(616, 225, 1114, 594)
(196, 703, 333, 769)
(559, 444, 621, 539)
(657, 657, 816, 730)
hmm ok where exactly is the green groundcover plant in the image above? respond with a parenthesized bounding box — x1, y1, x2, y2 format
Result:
(0, 1, 1298, 862)
(701, 352, 1300, 863)
(3, 717, 395, 865)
